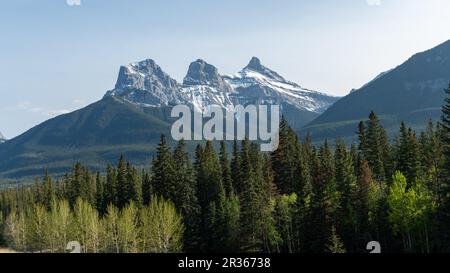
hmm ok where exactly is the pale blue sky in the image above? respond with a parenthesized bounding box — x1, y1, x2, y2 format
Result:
(1, 0, 450, 138)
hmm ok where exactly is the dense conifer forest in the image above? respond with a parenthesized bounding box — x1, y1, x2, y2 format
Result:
(0, 86, 449, 253)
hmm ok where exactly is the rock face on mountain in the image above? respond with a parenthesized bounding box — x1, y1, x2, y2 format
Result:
(183, 59, 232, 91)
(106, 59, 184, 107)
(105, 57, 339, 126)
(181, 59, 235, 112)
(304, 40, 450, 142)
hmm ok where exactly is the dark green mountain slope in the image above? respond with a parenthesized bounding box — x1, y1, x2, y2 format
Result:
(304, 40, 450, 142)
(0, 96, 171, 179)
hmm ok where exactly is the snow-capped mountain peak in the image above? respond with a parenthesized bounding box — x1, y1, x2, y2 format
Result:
(106, 59, 184, 107)
(181, 59, 234, 112)
(242, 57, 287, 83)
(224, 57, 339, 113)
(105, 57, 339, 115)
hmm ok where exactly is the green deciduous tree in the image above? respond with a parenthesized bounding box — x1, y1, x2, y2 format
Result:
(140, 196, 184, 253)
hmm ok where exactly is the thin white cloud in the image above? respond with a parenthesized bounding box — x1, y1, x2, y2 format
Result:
(72, 99, 86, 107)
(366, 0, 382, 6)
(3, 101, 71, 117)
(66, 0, 81, 6)
(46, 109, 71, 116)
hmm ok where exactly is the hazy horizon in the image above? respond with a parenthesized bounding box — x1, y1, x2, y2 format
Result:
(1, 0, 450, 138)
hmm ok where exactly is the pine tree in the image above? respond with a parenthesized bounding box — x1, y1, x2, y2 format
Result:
(219, 141, 234, 196)
(334, 139, 358, 251)
(95, 172, 106, 215)
(172, 139, 201, 251)
(231, 140, 242, 194)
(239, 139, 265, 251)
(326, 226, 346, 253)
(68, 162, 83, 206)
(34, 178, 43, 205)
(365, 111, 390, 182)
(42, 170, 54, 209)
(80, 166, 95, 205)
(442, 84, 450, 172)
(396, 123, 422, 185)
(195, 141, 225, 251)
(356, 160, 373, 244)
(105, 165, 117, 207)
(116, 155, 129, 209)
(440, 84, 450, 248)
(126, 163, 142, 206)
(358, 121, 368, 158)
(151, 135, 175, 202)
(270, 117, 301, 194)
(141, 171, 152, 206)
(305, 142, 336, 252)
(443, 84, 450, 174)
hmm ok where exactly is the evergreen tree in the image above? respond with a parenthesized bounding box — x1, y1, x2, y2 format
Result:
(396, 123, 422, 185)
(231, 140, 242, 194)
(68, 163, 83, 206)
(365, 111, 390, 182)
(105, 165, 117, 207)
(126, 163, 142, 205)
(219, 141, 234, 196)
(195, 141, 225, 251)
(358, 121, 368, 158)
(239, 139, 266, 251)
(151, 135, 175, 202)
(334, 139, 358, 251)
(141, 171, 152, 206)
(305, 142, 336, 252)
(440, 84, 450, 248)
(116, 155, 129, 209)
(42, 170, 54, 209)
(326, 226, 346, 253)
(95, 172, 106, 215)
(356, 160, 373, 245)
(172, 139, 200, 251)
(271, 117, 301, 194)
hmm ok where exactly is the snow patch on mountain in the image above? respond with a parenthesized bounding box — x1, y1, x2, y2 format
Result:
(224, 57, 339, 113)
(105, 57, 339, 114)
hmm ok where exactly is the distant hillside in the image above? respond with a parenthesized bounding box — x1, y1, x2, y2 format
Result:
(0, 96, 172, 179)
(303, 40, 450, 143)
